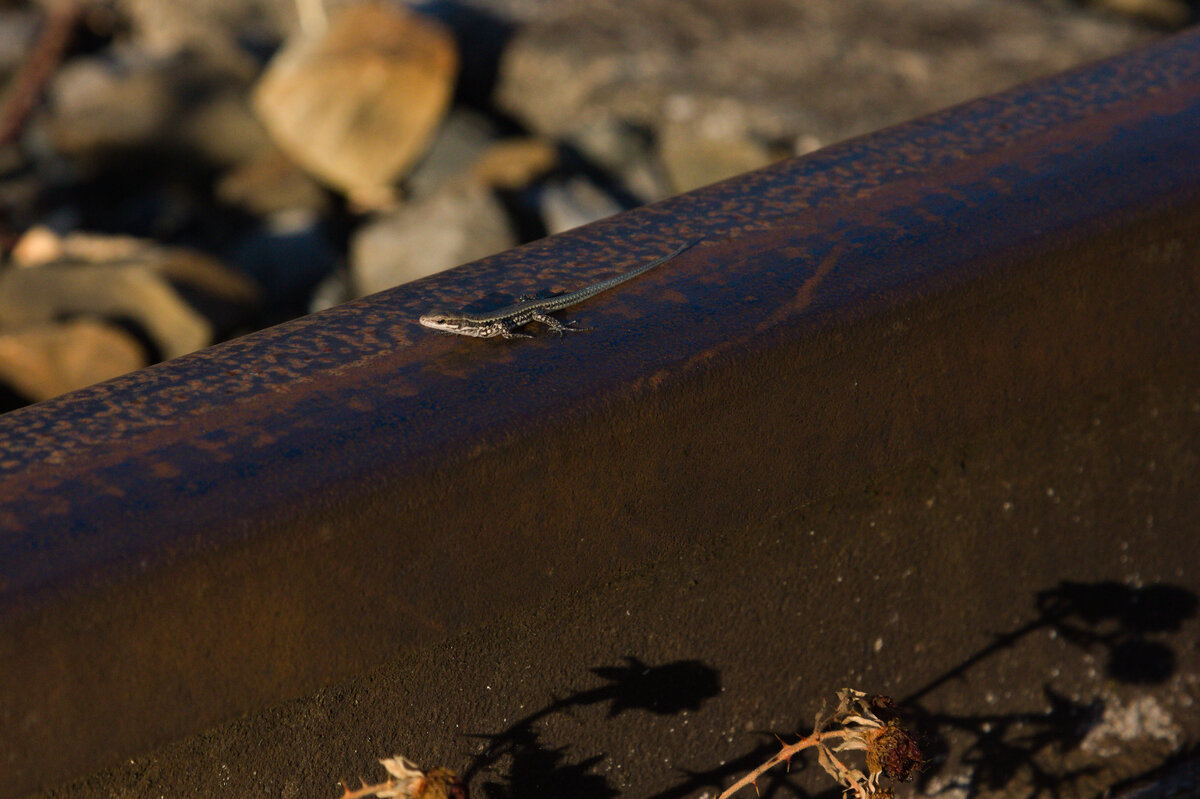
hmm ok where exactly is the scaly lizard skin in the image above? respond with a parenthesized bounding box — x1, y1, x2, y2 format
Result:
(419, 239, 698, 339)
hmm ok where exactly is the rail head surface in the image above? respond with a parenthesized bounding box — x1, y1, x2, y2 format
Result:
(4, 28, 1200, 798)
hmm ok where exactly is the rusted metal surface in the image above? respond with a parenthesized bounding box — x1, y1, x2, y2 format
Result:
(4, 29, 1200, 798)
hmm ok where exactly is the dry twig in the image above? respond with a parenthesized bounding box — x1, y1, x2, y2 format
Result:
(0, 2, 81, 147)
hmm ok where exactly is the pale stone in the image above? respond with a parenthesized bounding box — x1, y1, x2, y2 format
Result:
(216, 147, 330, 217)
(252, 2, 458, 209)
(350, 180, 515, 296)
(10, 229, 260, 305)
(0, 263, 213, 359)
(405, 107, 505, 199)
(45, 55, 174, 157)
(495, 0, 1151, 149)
(10, 226, 63, 266)
(657, 124, 778, 193)
(469, 137, 558, 191)
(538, 176, 624, 235)
(0, 319, 147, 402)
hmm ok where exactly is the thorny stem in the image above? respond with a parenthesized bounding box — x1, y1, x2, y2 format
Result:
(716, 727, 880, 799)
(0, 2, 80, 147)
(716, 732, 822, 799)
(717, 689, 925, 799)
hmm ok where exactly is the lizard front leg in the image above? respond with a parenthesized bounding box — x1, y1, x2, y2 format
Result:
(498, 320, 534, 339)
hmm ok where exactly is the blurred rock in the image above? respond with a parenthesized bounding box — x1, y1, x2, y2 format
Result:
(12, 227, 260, 306)
(657, 122, 779, 193)
(404, 106, 506, 198)
(252, 1, 459, 209)
(403, 0, 518, 106)
(350, 179, 515, 296)
(225, 210, 338, 313)
(0, 8, 40, 74)
(10, 226, 63, 265)
(405, 109, 556, 194)
(538, 175, 624, 235)
(178, 89, 275, 170)
(12, 226, 152, 266)
(1084, 0, 1191, 27)
(469, 136, 558, 191)
(34, 45, 259, 172)
(4, 228, 260, 358)
(308, 267, 353, 313)
(0, 318, 147, 402)
(0, 262, 212, 359)
(116, 0, 296, 57)
(41, 51, 175, 160)
(562, 117, 673, 203)
(216, 147, 330, 216)
(495, 0, 1152, 153)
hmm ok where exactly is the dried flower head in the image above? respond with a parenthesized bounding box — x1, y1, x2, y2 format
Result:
(865, 720, 924, 782)
(827, 691, 924, 789)
(339, 755, 467, 799)
(719, 688, 923, 799)
(417, 768, 468, 799)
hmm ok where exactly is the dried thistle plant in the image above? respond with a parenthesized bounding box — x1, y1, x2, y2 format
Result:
(338, 755, 467, 799)
(718, 688, 924, 799)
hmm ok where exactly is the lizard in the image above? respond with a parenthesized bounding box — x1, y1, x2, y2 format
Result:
(418, 239, 698, 339)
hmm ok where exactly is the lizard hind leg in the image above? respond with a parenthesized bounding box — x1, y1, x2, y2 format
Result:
(530, 310, 590, 337)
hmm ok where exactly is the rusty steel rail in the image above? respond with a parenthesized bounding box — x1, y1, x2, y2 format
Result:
(5, 29, 1200, 797)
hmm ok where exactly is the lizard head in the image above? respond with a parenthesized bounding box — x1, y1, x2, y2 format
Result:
(420, 312, 464, 331)
(419, 313, 496, 337)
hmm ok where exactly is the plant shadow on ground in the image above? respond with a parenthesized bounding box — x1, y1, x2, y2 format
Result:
(463, 656, 721, 799)
(1103, 742, 1200, 798)
(648, 580, 1198, 799)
